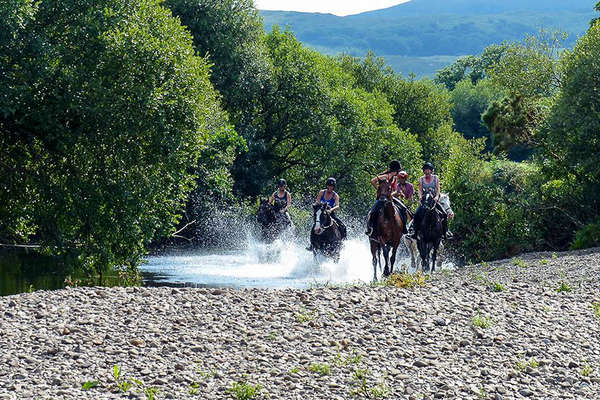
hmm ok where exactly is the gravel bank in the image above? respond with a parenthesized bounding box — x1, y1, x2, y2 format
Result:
(1, 248, 599, 399)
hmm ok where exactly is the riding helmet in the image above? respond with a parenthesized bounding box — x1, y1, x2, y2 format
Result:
(326, 177, 336, 187)
(278, 178, 287, 187)
(398, 171, 408, 179)
(389, 160, 401, 172)
(422, 162, 434, 171)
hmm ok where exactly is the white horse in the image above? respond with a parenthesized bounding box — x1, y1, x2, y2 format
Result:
(403, 193, 454, 272)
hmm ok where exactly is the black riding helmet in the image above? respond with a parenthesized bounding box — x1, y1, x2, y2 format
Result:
(278, 178, 287, 187)
(422, 162, 434, 171)
(326, 177, 336, 187)
(389, 160, 401, 172)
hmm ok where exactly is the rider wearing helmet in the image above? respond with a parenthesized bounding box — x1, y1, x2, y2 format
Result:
(316, 177, 346, 239)
(391, 170, 414, 234)
(306, 177, 347, 251)
(365, 160, 402, 238)
(407, 162, 452, 239)
(269, 178, 292, 227)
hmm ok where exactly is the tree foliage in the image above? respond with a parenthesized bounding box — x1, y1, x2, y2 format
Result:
(0, 0, 228, 270)
(538, 22, 600, 224)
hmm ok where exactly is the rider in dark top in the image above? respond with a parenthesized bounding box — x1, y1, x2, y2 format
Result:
(306, 177, 347, 251)
(269, 179, 292, 227)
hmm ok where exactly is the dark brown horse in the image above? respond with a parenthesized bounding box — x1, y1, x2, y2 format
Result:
(370, 179, 404, 281)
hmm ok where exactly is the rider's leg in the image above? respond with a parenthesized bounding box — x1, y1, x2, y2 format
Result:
(407, 206, 423, 238)
(435, 204, 453, 239)
(331, 213, 347, 239)
(365, 201, 382, 236)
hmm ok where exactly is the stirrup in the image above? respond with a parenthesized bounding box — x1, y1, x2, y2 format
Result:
(445, 230, 454, 240)
(365, 227, 373, 236)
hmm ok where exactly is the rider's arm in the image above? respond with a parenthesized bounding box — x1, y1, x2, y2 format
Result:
(315, 189, 323, 205)
(435, 176, 440, 201)
(418, 178, 423, 202)
(370, 171, 388, 189)
(283, 192, 291, 212)
(329, 193, 340, 213)
(269, 192, 275, 205)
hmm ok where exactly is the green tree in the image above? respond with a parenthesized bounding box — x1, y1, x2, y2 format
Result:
(483, 30, 566, 158)
(255, 30, 423, 212)
(165, 0, 271, 198)
(450, 78, 502, 149)
(0, 0, 228, 271)
(339, 53, 452, 158)
(539, 22, 600, 229)
(434, 44, 508, 90)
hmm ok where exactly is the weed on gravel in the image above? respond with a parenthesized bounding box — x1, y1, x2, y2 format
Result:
(227, 381, 262, 400)
(383, 272, 428, 288)
(472, 313, 493, 329)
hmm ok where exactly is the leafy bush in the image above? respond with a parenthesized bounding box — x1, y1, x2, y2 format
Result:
(570, 218, 600, 250)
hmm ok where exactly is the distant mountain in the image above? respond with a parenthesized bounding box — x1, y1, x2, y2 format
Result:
(260, 0, 597, 77)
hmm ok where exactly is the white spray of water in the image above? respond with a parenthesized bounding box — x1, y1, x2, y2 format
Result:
(142, 230, 455, 288)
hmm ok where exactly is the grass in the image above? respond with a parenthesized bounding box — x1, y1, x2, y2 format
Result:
(516, 357, 539, 372)
(472, 313, 493, 329)
(540, 258, 549, 265)
(82, 381, 99, 391)
(309, 362, 331, 376)
(489, 282, 505, 292)
(294, 307, 317, 323)
(557, 281, 572, 293)
(512, 258, 527, 268)
(332, 350, 363, 367)
(383, 271, 428, 289)
(189, 382, 200, 395)
(581, 363, 593, 377)
(289, 367, 300, 374)
(227, 381, 262, 400)
(592, 301, 600, 320)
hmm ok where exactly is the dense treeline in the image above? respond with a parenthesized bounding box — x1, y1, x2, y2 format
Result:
(1, 0, 598, 276)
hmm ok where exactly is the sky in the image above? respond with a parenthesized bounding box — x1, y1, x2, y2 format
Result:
(254, 0, 410, 16)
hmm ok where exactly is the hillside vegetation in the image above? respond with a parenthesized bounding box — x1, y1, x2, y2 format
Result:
(261, 0, 595, 76)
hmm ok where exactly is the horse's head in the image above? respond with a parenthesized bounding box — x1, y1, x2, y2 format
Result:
(257, 199, 274, 225)
(439, 192, 454, 219)
(377, 179, 393, 200)
(313, 202, 332, 235)
(422, 192, 437, 210)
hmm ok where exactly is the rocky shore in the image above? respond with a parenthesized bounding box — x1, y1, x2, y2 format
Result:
(1, 248, 599, 399)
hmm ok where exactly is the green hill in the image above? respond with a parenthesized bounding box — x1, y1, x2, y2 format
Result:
(260, 0, 596, 77)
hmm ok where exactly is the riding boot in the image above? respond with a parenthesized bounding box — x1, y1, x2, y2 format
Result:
(442, 215, 453, 239)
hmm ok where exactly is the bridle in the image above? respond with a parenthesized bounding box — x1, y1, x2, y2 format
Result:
(314, 206, 334, 235)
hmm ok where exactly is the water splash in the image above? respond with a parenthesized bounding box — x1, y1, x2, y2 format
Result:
(142, 226, 456, 289)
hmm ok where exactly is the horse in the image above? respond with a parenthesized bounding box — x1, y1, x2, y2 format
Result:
(256, 199, 291, 242)
(310, 202, 343, 262)
(403, 193, 453, 272)
(415, 192, 444, 273)
(370, 179, 404, 281)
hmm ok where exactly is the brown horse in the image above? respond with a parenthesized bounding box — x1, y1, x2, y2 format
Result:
(370, 179, 404, 281)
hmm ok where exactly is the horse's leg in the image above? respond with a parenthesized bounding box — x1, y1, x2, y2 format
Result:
(382, 244, 390, 277)
(390, 243, 399, 275)
(370, 242, 378, 282)
(436, 242, 444, 270)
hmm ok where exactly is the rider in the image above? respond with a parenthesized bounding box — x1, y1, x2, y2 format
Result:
(269, 179, 292, 227)
(391, 171, 414, 234)
(407, 162, 452, 240)
(365, 160, 402, 239)
(306, 177, 347, 251)
(316, 177, 347, 240)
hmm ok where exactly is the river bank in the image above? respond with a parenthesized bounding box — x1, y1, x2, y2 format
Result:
(1, 248, 599, 399)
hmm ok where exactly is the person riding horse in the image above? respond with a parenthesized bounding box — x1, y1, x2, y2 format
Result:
(407, 162, 453, 240)
(366, 160, 404, 238)
(269, 179, 292, 228)
(306, 177, 346, 251)
(391, 170, 413, 234)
